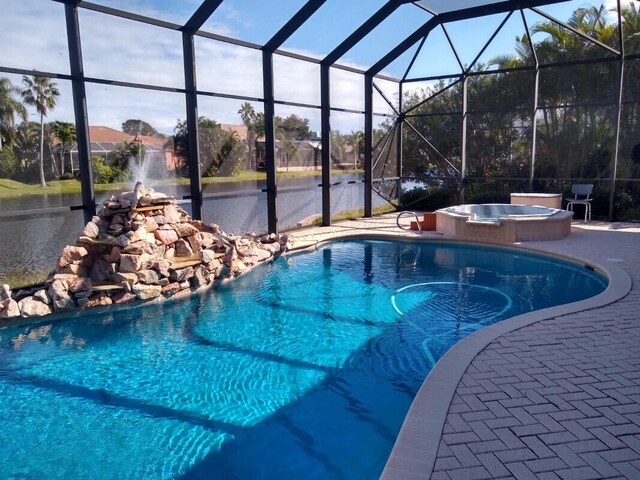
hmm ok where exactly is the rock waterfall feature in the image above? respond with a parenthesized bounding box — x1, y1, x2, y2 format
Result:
(0, 183, 291, 319)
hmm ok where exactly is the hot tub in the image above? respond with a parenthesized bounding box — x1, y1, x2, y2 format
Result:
(436, 203, 573, 243)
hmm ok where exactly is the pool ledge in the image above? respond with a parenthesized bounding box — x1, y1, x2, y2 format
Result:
(381, 256, 632, 480)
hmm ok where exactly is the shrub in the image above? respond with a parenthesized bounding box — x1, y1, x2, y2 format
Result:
(0, 149, 18, 179)
(399, 186, 458, 211)
(92, 156, 115, 184)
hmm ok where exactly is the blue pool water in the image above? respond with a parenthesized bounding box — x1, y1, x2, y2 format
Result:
(0, 240, 607, 479)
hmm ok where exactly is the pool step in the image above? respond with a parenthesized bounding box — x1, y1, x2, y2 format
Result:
(410, 213, 437, 231)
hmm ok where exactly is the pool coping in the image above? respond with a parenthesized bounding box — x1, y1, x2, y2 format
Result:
(286, 219, 632, 480)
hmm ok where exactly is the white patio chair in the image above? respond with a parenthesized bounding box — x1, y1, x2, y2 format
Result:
(565, 184, 593, 223)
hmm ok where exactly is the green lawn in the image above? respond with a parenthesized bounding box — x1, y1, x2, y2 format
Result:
(0, 169, 364, 201)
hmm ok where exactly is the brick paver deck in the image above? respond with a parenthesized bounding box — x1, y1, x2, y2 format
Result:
(292, 216, 640, 480)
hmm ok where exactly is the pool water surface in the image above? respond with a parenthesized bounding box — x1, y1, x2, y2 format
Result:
(0, 240, 607, 479)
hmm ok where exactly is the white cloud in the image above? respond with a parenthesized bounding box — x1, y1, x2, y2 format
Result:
(0, 0, 398, 135)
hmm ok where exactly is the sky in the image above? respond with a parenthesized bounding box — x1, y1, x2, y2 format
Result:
(0, 0, 636, 135)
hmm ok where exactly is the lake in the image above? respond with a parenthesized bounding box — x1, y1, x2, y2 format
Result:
(0, 173, 390, 287)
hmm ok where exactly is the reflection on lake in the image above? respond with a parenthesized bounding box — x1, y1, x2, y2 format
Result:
(0, 173, 389, 286)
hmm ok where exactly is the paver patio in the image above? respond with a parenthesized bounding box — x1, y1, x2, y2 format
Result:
(292, 215, 640, 480)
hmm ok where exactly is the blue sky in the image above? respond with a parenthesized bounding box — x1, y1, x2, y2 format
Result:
(1, 0, 634, 134)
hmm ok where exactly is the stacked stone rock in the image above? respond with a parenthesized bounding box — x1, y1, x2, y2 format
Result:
(0, 183, 290, 319)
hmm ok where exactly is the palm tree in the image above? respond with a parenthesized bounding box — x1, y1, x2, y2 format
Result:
(52, 121, 76, 176)
(0, 77, 27, 151)
(238, 102, 257, 169)
(21, 75, 59, 186)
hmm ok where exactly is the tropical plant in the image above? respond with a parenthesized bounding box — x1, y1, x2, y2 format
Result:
(20, 75, 60, 186)
(0, 77, 27, 151)
(14, 121, 45, 182)
(172, 117, 246, 177)
(52, 121, 76, 176)
(0, 149, 18, 179)
(238, 102, 258, 169)
(121, 119, 160, 137)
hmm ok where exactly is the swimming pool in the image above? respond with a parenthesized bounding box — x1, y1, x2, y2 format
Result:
(0, 240, 606, 479)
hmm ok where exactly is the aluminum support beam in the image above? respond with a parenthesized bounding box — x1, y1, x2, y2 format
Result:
(370, 0, 569, 77)
(610, 58, 624, 220)
(460, 76, 468, 204)
(262, 52, 278, 233)
(264, 0, 327, 51)
(323, 0, 403, 65)
(530, 68, 540, 192)
(364, 75, 374, 217)
(321, 64, 331, 226)
(182, 0, 224, 34)
(609, 0, 625, 220)
(397, 83, 403, 203)
(64, 1, 95, 224)
(182, 33, 202, 220)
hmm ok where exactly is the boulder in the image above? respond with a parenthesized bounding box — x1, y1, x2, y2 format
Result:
(260, 233, 278, 244)
(82, 221, 100, 239)
(205, 258, 221, 272)
(58, 245, 89, 268)
(260, 242, 281, 255)
(102, 246, 121, 263)
(56, 263, 89, 276)
(111, 214, 125, 225)
(190, 267, 211, 289)
(175, 239, 194, 257)
(0, 283, 12, 301)
(137, 269, 160, 285)
(33, 289, 51, 305)
(85, 292, 112, 308)
(187, 234, 203, 253)
(149, 259, 171, 278)
(0, 299, 20, 318)
(161, 282, 181, 297)
(111, 291, 136, 304)
(123, 241, 156, 256)
(201, 249, 216, 264)
(111, 272, 139, 286)
(231, 259, 247, 276)
(134, 284, 162, 300)
(169, 267, 194, 283)
(197, 232, 215, 248)
(142, 217, 159, 232)
(114, 234, 130, 248)
(89, 259, 113, 283)
(18, 296, 52, 317)
(48, 280, 75, 312)
(69, 277, 93, 293)
(120, 254, 143, 273)
(154, 228, 179, 246)
(153, 215, 168, 226)
(173, 223, 199, 238)
(163, 204, 183, 224)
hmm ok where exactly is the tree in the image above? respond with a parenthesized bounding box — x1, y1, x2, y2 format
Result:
(52, 121, 76, 176)
(21, 75, 59, 186)
(121, 119, 159, 137)
(14, 121, 44, 182)
(0, 77, 27, 151)
(238, 102, 257, 169)
(172, 117, 246, 177)
(277, 114, 311, 140)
